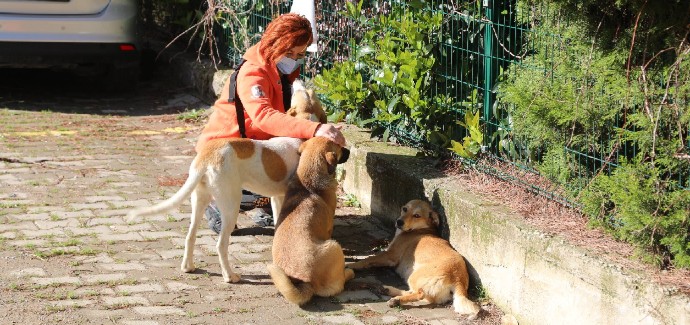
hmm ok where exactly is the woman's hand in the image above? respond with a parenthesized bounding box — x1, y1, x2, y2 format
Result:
(314, 123, 347, 147)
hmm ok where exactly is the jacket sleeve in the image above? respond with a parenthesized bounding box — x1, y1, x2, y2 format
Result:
(237, 65, 320, 139)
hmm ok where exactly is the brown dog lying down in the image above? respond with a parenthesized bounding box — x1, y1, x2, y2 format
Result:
(268, 137, 353, 305)
(347, 199, 481, 319)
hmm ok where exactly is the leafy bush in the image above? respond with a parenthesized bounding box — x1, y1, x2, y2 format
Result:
(314, 1, 473, 153)
(499, 1, 690, 268)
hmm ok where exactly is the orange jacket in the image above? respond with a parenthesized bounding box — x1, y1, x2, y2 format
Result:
(195, 44, 320, 152)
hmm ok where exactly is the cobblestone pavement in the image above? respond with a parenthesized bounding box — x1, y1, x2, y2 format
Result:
(0, 68, 504, 324)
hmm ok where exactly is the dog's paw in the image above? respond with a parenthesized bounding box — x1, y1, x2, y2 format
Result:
(124, 211, 139, 224)
(180, 262, 195, 273)
(345, 261, 364, 270)
(387, 297, 401, 308)
(223, 272, 241, 283)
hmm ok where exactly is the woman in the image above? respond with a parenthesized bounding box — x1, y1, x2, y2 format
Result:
(199, 13, 346, 233)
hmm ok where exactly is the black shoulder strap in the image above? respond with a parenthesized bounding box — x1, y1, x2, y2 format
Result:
(228, 59, 248, 138)
(280, 73, 292, 112)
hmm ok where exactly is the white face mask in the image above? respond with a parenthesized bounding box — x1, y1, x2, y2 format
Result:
(277, 56, 304, 74)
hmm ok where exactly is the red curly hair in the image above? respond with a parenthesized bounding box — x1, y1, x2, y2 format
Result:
(259, 13, 313, 64)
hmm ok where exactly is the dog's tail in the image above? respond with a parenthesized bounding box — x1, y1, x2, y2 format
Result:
(453, 285, 481, 320)
(267, 263, 314, 306)
(126, 161, 204, 222)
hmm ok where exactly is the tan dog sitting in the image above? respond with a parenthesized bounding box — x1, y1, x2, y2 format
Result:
(285, 80, 327, 123)
(348, 200, 481, 319)
(267, 137, 353, 305)
(126, 80, 323, 283)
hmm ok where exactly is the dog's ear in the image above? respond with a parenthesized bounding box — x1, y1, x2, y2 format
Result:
(429, 209, 440, 227)
(299, 140, 307, 154)
(325, 151, 338, 175)
(286, 107, 298, 117)
(338, 148, 350, 164)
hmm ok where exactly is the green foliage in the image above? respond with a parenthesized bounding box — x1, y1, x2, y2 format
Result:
(315, 1, 468, 151)
(450, 108, 483, 159)
(500, 1, 690, 268)
(313, 61, 370, 125)
(177, 108, 205, 123)
(581, 161, 690, 266)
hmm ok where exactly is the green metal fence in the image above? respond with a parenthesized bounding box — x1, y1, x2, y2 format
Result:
(221, 0, 689, 206)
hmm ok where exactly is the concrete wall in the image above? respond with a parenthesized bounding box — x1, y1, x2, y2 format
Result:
(341, 126, 690, 325)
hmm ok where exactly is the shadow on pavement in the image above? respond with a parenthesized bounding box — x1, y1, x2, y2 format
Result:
(0, 60, 208, 117)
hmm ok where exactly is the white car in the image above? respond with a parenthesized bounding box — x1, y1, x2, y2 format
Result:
(0, 0, 142, 91)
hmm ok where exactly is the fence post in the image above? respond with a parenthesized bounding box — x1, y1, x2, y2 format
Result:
(482, 0, 495, 150)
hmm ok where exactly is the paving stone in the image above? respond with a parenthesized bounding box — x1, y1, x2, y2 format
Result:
(139, 231, 181, 240)
(120, 320, 160, 325)
(50, 299, 96, 308)
(34, 219, 80, 229)
(81, 253, 116, 264)
(232, 252, 265, 263)
(21, 228, 67, 238)
(156, 249, 184, 259)
(99, 262, 147, 271)
(46, 160, 85, 167)
(111, 199, 151, 209)
(0, 192, 28, 199)
(68, 225, 113, 236)
(26, 206, 64, 213)
(169, 237, 210, 248)
(228, 243, 250, 252)
(0, 221, 38, 232)
(53, 210, 95, 219)
(133, 306, 186, 316)
(165, 281, 198, 292)
(31, 276, 81, 286)
(143, 260, 179, 268)
(10, 239, 48, 247)
(81, 273, 127, 284)
(110, 182, 143, 188)
(436, 319, 470, 325)
(335, 289, 381, 302)
(110, 223, 153, 233)
(115, 252, 161, 261)
(10, 267, 47, 278)
(100, 208, 137, 217)
(2, 179, 25, 186)
(103, 296, 150, 306)
(0, 199, 32, 206)
(116, 283, 165, 293)
(380, 315, 401, 324)
(0, 232, 16, 239)
(70, 202, 110, 210)
(11, 213, 50, 221)
(98, 232, 145, 242)
(321, 314, 366, 325)
(84, 196, 125, 203)
(89, 217, 126, 226)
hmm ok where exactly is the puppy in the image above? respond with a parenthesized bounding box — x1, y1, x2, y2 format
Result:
(127, 80, 323, 283)
(347, 200, 481, 319)
(267, 137, 353, 305)
(286, 80, 327, 123)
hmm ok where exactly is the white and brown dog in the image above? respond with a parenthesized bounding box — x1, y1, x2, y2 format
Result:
(286, 80, 327, 123)
(127, 80, 327, 283)
(267, 137, 353, 305)
(347, 200, 481, 319)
